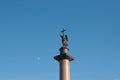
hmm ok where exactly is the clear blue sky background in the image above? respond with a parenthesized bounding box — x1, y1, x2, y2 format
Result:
(0, 0, 120, 80)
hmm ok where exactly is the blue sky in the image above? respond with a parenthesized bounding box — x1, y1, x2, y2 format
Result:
(0, 0, 120, 80)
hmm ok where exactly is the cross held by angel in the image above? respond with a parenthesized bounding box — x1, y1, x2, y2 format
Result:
(60, 29, 68, 47)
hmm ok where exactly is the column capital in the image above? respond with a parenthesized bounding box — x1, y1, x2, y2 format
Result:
(54, 54, 74, 62)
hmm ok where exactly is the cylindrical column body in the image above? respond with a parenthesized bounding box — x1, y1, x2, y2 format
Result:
(60, 59, 70, 80)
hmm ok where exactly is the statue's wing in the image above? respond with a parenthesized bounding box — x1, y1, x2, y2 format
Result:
(65, 35, 68, 41)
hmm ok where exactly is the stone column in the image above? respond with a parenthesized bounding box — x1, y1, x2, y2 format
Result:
(54, 47, 74, 80)
(60, 59, 70, 80)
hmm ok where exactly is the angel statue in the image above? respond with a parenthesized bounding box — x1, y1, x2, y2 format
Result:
(60, 29, 68, 47)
